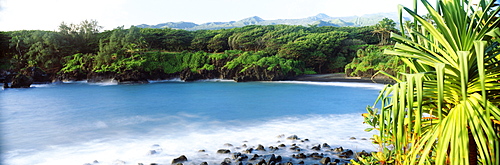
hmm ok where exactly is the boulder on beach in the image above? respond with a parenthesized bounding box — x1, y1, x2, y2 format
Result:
(217, 149, 231, 154)
(286, 135, 299, 140)
(172, 155, 188, 164)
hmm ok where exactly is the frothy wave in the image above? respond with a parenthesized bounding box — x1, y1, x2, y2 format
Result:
(3, 113, 377, 165)
(271, 81, 386, 90)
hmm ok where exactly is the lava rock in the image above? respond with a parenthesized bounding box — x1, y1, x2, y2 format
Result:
(217, 149, 231, 154)
(256, 144, 266, 151)
(286, 135, 299, 140)
(25, 67, 51, 83)
(172, 155, 188, 164)
(320, 157, 331, 165)
(10, 74, 33, 88)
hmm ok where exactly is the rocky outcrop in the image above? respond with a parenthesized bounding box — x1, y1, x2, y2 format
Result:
(114, 70, 149, 84)
(10, 74, 33, 88)
(24, 67, 51, 83)
(56, 70, 87, 82)
(87, 72, 116, 83)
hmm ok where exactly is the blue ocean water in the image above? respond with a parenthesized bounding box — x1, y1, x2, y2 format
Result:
(0, 80, 384, 165)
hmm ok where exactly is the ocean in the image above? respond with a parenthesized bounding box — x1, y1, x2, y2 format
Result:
(0, 80, 385, 165)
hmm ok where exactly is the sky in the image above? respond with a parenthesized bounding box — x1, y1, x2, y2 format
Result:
(0, 0, 421, 31)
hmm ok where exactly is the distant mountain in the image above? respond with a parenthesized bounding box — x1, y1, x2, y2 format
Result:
(136, 13, 410, 30)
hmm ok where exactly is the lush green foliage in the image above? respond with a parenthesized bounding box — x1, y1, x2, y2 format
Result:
(345, 45, 404, 77)
(356, 0, 500, 164)
(1, 20, 392, 77)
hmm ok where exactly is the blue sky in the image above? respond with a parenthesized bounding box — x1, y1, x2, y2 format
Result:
(0, 0, 422, 31)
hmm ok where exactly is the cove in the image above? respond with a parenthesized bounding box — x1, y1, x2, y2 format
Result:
(0, 80, 384, 164)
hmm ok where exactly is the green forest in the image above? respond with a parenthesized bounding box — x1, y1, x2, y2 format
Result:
(0, 18, 401, 85)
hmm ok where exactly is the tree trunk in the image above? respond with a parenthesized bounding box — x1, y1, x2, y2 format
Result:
(468, 130, 478, 165)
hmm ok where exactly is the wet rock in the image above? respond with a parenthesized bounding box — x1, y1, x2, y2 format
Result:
(25, 67, 51, 83)
(235, 154, 248, 161)
(221, 158, 232, 165)
(339, 150, 354, 158)
(286, 162, 294, 165)
(310, 152, 323, 159)
(357, 150, 371, 158)
(217, 149, 231, 154)
(10, 74, 33, 88)
(256, 144, 266, 151)
(322, 143, 331, 148)
(265, 154, 277, 163)
(244, 148, 254, 154)
(87, 71, 116, 83)
(300, 139, 309, 142)
(293, 153, 306, 159)
(289, 146, 300, 151)
(332, 147, 344, 153)
(286, 135, 299, 140)
(224, 143, 233, 147)
(115, 70, 149, 84)
(149, 150, 157, 155)
(349, 137, 356, 140)
(278, 144, 286, 148)
(257, 159, 267, 165)
(172, 155, 188, 164)
(311, 144, 321, 151)
(198, 149, 206, 152)
(320, 157, 331, 165)
(250, 154, 260, 160)
(200, 162, 208, 165)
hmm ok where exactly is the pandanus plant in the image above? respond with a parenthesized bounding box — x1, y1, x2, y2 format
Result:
(360, 0, 500, 164)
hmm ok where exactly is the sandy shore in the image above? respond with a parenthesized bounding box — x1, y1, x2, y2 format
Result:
(288, 73, 395, 84)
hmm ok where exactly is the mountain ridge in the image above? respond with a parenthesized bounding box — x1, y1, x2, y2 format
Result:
(136, 12, 410, 30)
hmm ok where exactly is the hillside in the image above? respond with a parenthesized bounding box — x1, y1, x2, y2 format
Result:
(136, 12, 410, 30)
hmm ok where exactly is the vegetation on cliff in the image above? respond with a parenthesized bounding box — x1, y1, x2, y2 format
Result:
(0, 20, 396, 82)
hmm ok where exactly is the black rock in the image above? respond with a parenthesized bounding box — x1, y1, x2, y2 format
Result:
(357, 150, 371, 158)
(340, 150, 354, 158)
(293, 153, 306, 159)
(286, 135, 299, 140)
(244, 148, 254, 154)
(322, 143, 331, 148)
(332, 147, 344, 153)
(265, 154, 277, 163)
(200, 162, 208, 165)
(256, 144, 266, 151)
(10, 74, 33, 88)
(172, 155, 188, 164)
(311, 145, 321, 151)
(26, 67, 51, 83)
(217, 149, 231, 154)
(221, 158, 232, 164)
(250, 154, 260, 160)
(320, 157, 331, 165)
(310, 152, 323, 159)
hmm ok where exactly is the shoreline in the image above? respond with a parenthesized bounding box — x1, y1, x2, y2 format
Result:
(288, 73, 395, 84)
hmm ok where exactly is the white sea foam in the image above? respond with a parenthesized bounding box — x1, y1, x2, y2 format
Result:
(196, 79, 235, 82)
(271, 81, 387, 90)
(149, 78, 184, 83)
(3, 114, 378, 165)
(88, 79, 119, 86)
(30, 84, 56, 88)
